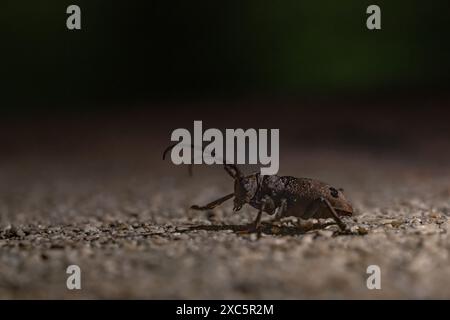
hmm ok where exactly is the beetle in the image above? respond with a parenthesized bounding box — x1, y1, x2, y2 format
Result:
(163, 144, 353, 233)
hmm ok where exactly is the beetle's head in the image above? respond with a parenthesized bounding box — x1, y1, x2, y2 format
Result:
(327, 187, 353, 216)
(231, 173, 259, 212)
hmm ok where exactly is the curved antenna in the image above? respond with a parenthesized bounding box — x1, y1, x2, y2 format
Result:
(162, 143, 242, 179)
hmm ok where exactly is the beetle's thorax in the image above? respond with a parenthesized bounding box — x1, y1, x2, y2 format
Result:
(249, 174, 284, 205)
(235, 174, 283, 208)
(233, 173, 264, 210)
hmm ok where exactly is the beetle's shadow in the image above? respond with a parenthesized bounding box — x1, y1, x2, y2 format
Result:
(185, 221, 338, 236)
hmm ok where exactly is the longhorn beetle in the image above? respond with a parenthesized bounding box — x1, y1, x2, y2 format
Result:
(163, 144, 353, 232)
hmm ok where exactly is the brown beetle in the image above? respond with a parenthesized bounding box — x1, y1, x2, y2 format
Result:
(163, 144, 353, 233)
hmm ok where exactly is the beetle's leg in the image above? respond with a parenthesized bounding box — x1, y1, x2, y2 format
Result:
(303, 197, 348, 231)
(253, 206, 264, 229)
(237, 201, 267, 234)
(190, 193, 234, 211)
(272, 198, 287, 222)
(321, 198, 348, 231)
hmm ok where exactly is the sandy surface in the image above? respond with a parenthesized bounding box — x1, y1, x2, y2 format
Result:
(1, 145, 449, 299)
(1, 103, 450, 299)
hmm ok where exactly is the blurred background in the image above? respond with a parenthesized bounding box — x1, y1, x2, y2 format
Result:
(1, 0, 450, 299)
(1, 0, 449, 161)
(1, 0, 449, 173)
(1, 0, 450, 166)
(2, 0, 450, 110)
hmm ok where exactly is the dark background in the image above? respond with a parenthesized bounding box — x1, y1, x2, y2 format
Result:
(1, 0, 449, 163)
(2, 0, 450, 114)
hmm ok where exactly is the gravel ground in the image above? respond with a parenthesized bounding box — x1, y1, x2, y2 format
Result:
(1, 145, 449, 299)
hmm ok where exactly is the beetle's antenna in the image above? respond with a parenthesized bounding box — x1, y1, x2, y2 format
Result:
(162, 143, 242, 179)
(163, 143, 193, 176)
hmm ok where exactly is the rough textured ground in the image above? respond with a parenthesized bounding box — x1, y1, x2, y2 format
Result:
(1, 148, 449, 299)
(1, 104, 449, 299)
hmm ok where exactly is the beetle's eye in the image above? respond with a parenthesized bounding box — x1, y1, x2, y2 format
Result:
(329, 187, 339, 198)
